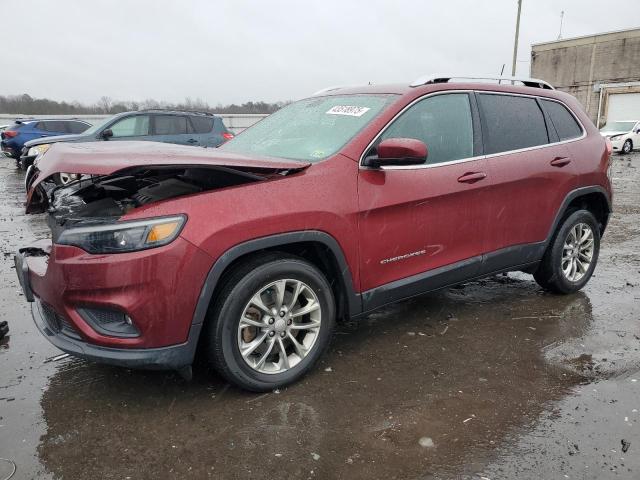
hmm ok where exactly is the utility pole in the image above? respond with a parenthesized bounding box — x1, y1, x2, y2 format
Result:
(511, 0, 523, 76)
(557, 11, 564, 40)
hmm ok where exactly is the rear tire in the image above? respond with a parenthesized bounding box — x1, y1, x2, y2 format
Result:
(534, 210, 600, 294)
(204, 253, 335, 392)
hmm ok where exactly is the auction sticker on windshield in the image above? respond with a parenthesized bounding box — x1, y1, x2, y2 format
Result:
(326, 105, 371, 117)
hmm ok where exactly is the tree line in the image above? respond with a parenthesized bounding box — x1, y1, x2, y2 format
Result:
(0, 94, 288, 115)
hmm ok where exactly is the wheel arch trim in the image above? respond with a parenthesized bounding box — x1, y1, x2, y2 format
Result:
(546, 185, 612, 244)
(190, 231, 362, 330)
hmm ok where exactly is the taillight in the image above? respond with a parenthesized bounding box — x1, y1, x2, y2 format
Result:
(222, 132, 234, 140)
(605, 137, 613, 180)
(2, 130, 18, 139)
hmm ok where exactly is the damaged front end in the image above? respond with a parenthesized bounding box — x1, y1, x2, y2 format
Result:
(24, 141, 310, 242)
(14, 142, 311, 371)
(35, 165, 270, 244)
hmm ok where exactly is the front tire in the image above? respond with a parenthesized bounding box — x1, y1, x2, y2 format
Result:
(534, 210, 600, 294)
(622, 139, 632, 154)
(204, 254, 335, 391)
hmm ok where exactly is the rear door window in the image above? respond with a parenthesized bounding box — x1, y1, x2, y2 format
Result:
(37, 121, 67, 133)
(478, 94, 549, 154)
(539, 99, 583, 141)
(376, 93, 474, 165)
(109, 115, 150, 137)
(48, 121, 68, 133)
(154, 115, 189, 135)
(189, 116, 215, 134)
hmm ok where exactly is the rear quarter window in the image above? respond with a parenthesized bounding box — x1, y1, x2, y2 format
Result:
(189, 116, 215, 134)
(478, 94, 549, 154)
(540, 99, 583, 141)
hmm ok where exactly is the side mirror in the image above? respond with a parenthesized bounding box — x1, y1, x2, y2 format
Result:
(101, 128, 113, 139)
(363, 138, 427, 168)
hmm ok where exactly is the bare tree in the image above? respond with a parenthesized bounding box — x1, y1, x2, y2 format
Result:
(98, 96, 112, 114)
(0, 94, 286, 115)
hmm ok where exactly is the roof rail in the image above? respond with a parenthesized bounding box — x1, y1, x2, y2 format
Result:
(311, 85, 351, 96)
(138, 108, 215, 116)
(410, 74, 555, 90)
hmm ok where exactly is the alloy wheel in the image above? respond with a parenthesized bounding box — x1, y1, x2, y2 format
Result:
(561, 223, 594, 282)
(237, 279, 322, 374)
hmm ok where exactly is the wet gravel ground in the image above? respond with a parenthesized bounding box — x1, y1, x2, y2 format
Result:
(0, 153, 639, 480)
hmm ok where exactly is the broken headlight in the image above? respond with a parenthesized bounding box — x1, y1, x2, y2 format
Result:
(57, 215, 186, 253)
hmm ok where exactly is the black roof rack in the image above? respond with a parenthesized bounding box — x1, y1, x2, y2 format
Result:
(138, 109, 216, 116)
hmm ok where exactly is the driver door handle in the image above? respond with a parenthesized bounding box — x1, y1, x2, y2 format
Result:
(550, 156, 571, 167)
(457, 172, 487, 184)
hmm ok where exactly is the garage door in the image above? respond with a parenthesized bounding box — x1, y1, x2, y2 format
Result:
(607, 92, 640, 122)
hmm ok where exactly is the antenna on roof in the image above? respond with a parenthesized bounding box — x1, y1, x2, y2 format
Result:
(557, 11, 564, 40)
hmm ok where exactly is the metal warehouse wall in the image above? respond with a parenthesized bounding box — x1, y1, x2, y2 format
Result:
(530, 28, 640, 126)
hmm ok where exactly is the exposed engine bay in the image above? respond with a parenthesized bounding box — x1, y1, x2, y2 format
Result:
(33, 165, 284, 235)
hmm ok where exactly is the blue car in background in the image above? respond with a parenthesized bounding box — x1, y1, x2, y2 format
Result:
(19, 110, 234, 171)
(1, 119, 91, 160)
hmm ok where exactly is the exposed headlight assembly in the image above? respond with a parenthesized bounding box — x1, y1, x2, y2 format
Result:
(57, 215, 186, 253)
(27, 144, 51, 157)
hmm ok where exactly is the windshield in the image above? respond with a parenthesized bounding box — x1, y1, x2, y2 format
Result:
(221, 94, 396, 161)
(82, 115, 118, 136)
(600, 121, 637, 132)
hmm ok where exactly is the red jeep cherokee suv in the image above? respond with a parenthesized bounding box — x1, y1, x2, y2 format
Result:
(16, 75, 612, 391)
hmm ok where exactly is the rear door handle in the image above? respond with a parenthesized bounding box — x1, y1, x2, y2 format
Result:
(550, 156, 571, 167)
(187, 138, 198, 144)
(457, 172, 487, 184)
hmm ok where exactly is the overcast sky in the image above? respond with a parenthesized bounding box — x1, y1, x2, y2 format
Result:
(4, 0, 639, 105)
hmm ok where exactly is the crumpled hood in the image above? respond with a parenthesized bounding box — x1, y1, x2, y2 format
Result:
(26, 141, 311, 213)
(33, 140, 309, 179)
(600, 131, 629, 137)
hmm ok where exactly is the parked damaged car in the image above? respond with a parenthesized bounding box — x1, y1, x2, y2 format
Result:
(16, 76, 613, 391)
